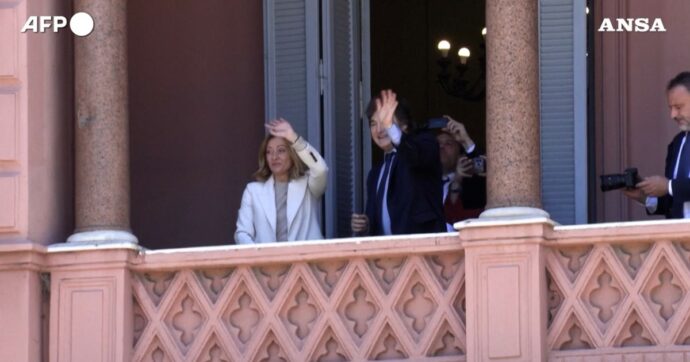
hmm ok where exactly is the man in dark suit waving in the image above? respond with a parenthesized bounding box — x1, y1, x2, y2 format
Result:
(625, 72, 690, 218)
(351, 90, 445, 235)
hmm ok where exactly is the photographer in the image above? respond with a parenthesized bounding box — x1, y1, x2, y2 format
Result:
(623, 72, 690, 218)
(437, 116, 486, 230)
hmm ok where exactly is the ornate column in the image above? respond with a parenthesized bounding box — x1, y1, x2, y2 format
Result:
(482, 0, 548, 219)
(68, 0, 137, 243)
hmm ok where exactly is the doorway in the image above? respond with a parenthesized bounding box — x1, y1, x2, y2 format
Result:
(368, 0, 487, 158)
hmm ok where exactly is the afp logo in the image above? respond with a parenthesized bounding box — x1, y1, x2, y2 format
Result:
(598, 18, 666, 32)
(21, 12, 94, 36)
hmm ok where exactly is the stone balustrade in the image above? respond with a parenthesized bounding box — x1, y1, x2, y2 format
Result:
(4, 218, 690, 361)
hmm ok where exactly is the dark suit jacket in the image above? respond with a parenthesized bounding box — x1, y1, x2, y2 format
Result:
(461, 147, 487, 209)
(365, 130, 445, 235)
(654, 132, 690, 218)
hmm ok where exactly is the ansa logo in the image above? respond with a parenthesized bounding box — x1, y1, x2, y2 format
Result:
(598, 18, 666, 32)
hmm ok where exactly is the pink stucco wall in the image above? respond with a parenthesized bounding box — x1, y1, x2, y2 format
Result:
(0, 0, 74, 246)
(127, 1, 265, 249)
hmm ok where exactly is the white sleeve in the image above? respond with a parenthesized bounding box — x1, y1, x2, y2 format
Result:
(293, 136, 329, 197)
(234, 187, 256, 244)
(386, 124, 402, 146)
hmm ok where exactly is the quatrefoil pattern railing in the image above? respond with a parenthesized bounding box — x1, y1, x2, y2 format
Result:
(547, 240, 690, 360)
(131, 250, 466, 361)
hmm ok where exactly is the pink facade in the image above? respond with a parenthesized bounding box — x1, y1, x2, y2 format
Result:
(4, 0, 690, 361)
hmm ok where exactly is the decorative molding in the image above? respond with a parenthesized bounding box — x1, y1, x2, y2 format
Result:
(131, 254, 467, 360)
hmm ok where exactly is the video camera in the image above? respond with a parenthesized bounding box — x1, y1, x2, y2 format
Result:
(600, 168, 640, 192)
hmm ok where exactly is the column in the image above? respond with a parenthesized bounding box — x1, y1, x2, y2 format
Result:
(68, 0, 137, 243)
(482, 0, 547, 218)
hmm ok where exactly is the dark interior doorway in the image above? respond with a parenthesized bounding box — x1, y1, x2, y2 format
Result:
(369, 0, 486, 154)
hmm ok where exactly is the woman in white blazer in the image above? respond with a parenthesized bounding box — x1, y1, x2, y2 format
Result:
(235, 118, 328, 244)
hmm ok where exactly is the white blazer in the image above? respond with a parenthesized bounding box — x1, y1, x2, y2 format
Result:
(234, 138, 328, 244)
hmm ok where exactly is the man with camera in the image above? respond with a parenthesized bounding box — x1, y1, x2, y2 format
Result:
(623, 72, 690, 218)
(436, 116, 486, 230)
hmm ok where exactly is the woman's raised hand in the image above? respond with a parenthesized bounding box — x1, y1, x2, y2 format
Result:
(266, 118, 298, 143)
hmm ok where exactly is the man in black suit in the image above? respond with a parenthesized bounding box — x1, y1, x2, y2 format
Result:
(351, 90, 445, 236)
(624, 72, 690, 218)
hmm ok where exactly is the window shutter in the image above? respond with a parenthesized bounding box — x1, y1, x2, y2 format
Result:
(322, 0, 363, 237)
(263, 0, 320, 143)
(539, 0, 587, 224)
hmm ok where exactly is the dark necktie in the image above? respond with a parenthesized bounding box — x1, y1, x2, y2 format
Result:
(442, 176, 451, 201)
(376, 153, 395, 233)
(678, 132, 690, 179)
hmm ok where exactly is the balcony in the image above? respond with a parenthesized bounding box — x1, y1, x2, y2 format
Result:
(4, 217, 690, 361)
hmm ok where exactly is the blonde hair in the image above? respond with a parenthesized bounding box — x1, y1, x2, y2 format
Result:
(253, 135, 307, 182)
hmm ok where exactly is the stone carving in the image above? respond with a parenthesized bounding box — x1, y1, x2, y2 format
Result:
(401, 282, 435, 335)
(139, 272, 176, 307)
(133, 296, 148, 347)
(316, 338, 348, 362)
(426, 320, 464, 357)
(588, 271, 622, 327)
(373, 335, 407, 360)
(613, 243, 651, 279)
(141, 338, 172, 362)
(621, 321, 654, 347)
(344, 286, 377, 338)
(311, 326, 351, 362)
(287, 288, 318, 339)
(546, 271, 563, 328)
(151, 347, 168, 362)
(426, 254, 463, 290)
(254, 264, 291, 301)
(203, 345, 229, 362)
(310, 261, 348, 296)
(258, 340, 288, 362)
(228, 292, 261, 344)
(612, 310, 656, 347)
(559, 324, 592, 350)
(649, 268, 683, 322)
(133, 259, 466, 360)
(432, 332, 463, 357)
(195, 269, 233, 303)
(674, 241, 690, 268)
(368, 257, 406, 293)
(453, 284, 466, 324)
(171, 296, 203, 348)
(676, 316, 690, 345)
(556, 246, 592, 283)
